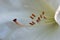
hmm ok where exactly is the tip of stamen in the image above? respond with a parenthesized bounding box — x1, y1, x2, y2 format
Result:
(13, 18, 17, 22)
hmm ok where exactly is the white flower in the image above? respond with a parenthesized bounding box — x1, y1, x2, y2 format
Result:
(0, 0, 60, 40)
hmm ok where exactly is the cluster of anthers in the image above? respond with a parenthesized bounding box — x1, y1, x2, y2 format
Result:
(13, 11, 47, 26)
(29, 11, 47, 25)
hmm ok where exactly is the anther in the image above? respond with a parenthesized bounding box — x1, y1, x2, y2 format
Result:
(30, 16, 34, 19)
(38, 17, 40, 20)
(32, 21, 35, 24)
(36, 19, 40, 23)
(42, 11, 45, 15)
(32, 13, 36, 17)
(40, 15, 42, 18)
(29, 23, 34, 25)
(43, 16, 47, 19)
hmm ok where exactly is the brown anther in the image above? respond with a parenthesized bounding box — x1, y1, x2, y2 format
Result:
(32, 13, 36, 17)
(36, 19, 40, 23)
(38, 17, 40, 20)
(40, 15, 42, 18)
(30, 16, 34, 19)
(29, 23, 34, 25)
(43, 16, 47, 19)
(32, 21, 35, 24)
(42, 11, 45, 15)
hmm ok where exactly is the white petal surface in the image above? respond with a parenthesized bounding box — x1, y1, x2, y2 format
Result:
(0, 0, 60, 40)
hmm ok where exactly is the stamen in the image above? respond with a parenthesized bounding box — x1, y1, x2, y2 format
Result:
(38, 17, 40, 20)
(42, 11, 45, 15)
(32, 13, 36, 17)
(29, 23, 34, 25)
(13, 19, 19, 25)
(30, 16, 34, 19)
(36, 19, 40, 23)
(13, 18, 17, 22)
(13, 18, 23, 26)
(32, 21, 35, 24)
(40, 15, 42, 18)
(43, 16, 47, 19)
